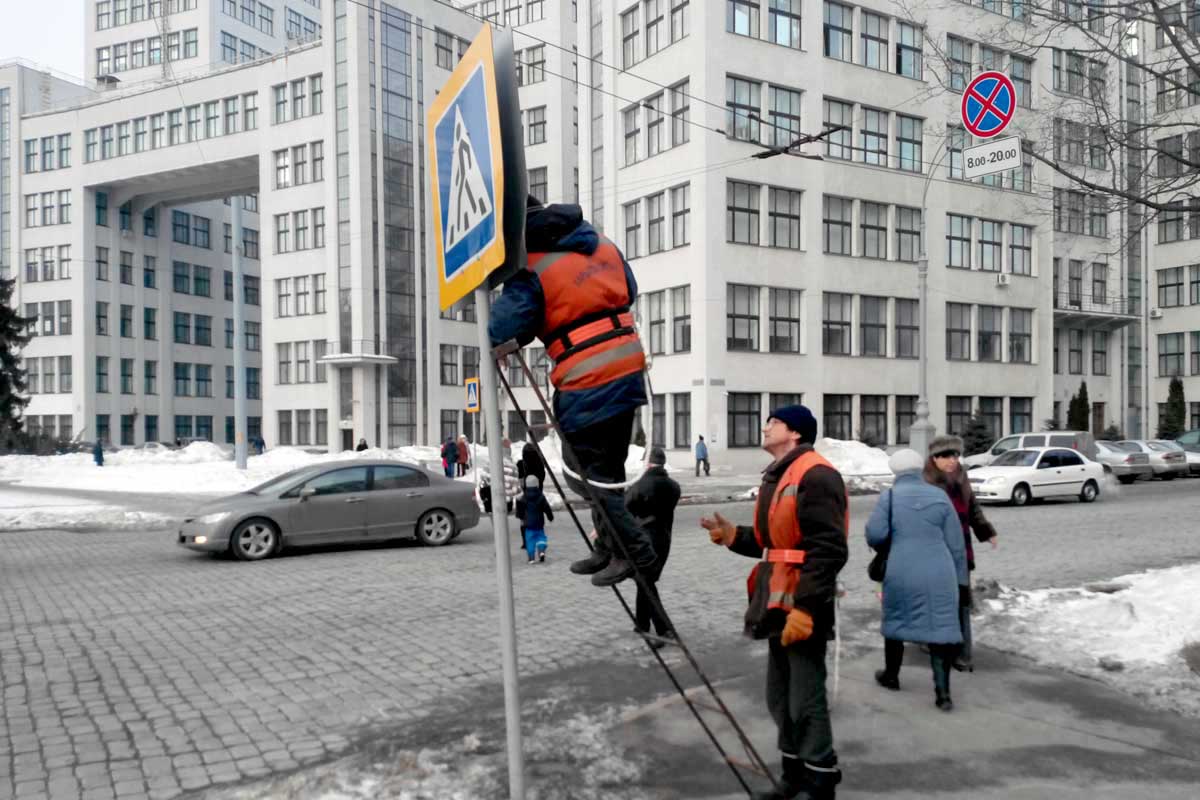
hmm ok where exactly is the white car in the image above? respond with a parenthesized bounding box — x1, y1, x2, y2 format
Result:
(967, 447, 1105, 506)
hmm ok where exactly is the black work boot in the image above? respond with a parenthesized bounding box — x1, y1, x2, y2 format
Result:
(874, 669, 900, 691)
(569, 550, 610, 575)
(591, 558, 635, 586)
(751, 755, 805, 799)
(932, 652, 954, 712)
(798, 758, 842, 800)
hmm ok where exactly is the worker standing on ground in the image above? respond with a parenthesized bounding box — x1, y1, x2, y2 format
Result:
(488, 196, 656, 588)
(701, 405, 849, 800)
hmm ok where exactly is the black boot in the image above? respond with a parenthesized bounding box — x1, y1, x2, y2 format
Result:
(569, 549, 610, 575)
(797, 757, 841, 800)
(591, 558, 635, 586)
(931, 647, 954, 712)
(751, 756, 805, 799)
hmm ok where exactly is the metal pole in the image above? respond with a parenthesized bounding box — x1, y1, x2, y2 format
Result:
(232, 197, 247, 470)
(473, 285, 525, 798)
(909, 138, 947, 457)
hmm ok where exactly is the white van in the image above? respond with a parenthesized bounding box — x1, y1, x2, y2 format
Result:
(964, 431, 1098, 468)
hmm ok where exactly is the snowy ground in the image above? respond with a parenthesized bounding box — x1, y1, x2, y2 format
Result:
(978, 563, 1200, 717)
(0, 489, 173, 531)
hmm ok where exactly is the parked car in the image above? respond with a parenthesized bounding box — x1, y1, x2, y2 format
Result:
(1119, 440, 1189, 480)
(177, 460, 481, 561)
(1185, 449, 1200, 476)
(1093, 440, 1154, 484)
(964, 431, 1097, 469)
(967, 447, 1105, 506)
(1178, 430, 1200, 475)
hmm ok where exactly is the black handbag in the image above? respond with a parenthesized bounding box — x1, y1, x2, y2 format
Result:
(867, 491, 892, 582)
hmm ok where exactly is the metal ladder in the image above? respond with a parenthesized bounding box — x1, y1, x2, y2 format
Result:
(492, 340, 779, 798)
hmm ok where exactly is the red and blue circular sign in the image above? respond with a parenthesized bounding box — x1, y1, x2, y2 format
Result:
(961, 71, 1016, 139)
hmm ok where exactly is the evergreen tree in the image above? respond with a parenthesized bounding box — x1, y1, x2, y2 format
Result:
(1157, 376, 1186, 440)
(1067, 381, 1090, 431)
(1101, 424, 1123, 442)
(962, 409, 994, 456)
(0, 276, 32, 443)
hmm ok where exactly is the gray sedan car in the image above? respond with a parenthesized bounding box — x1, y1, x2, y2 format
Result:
(177, 460, 481, 561)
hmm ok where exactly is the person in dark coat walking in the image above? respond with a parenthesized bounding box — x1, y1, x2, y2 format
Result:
(92, 440, 104, 467)
(866, 449, 967, 711)
(515, 475, 554, 563)
(695, 435, 710, 476)
(625, 447, 681, 646)
(440, 437, 458, 478)
(355, 438, 368, 452)
(923, 434, 998, 672)
(701, 405, 848, 800)
(517, 441, 546, 487)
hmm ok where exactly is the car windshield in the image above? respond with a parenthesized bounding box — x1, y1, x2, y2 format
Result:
(1105, 441, 1140, 453)
(992, 450, 1039, 467)
(1148, 441, 1182, 452)
(248, 466, 319, 495)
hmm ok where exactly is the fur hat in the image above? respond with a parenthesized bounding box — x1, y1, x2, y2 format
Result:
(928, 434, 964, 456)
(768, 404, 818, 444)
(888, 448, 924, 475)
(648, 446, 666, 466)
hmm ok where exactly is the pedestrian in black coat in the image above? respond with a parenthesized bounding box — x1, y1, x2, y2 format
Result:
(625, 447, 681, 643)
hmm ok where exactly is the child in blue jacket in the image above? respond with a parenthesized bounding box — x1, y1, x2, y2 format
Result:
(515, 474, 553, 564)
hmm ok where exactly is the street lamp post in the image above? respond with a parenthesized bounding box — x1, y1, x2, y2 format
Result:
(909, 137, 951, 457)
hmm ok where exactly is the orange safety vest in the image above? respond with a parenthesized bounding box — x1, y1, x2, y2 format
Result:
(526, 238, 646, 391)
(746, 449, 850, 614)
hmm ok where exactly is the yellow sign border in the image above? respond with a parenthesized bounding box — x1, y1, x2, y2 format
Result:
(464, 376, 481, 413)
(428, 24, 506, 311)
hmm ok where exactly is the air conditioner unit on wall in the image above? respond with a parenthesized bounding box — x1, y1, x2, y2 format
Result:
(1149, 308, 1163, 319)
(996, 273, 1012, 287)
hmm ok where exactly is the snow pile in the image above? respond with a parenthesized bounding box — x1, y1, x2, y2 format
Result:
(0, 490, 171, 531)
(979, 563, 1200, 716)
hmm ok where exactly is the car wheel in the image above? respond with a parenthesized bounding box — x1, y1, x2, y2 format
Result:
(1010, 484, 1031, 507)
(229, 518, 279, 561)
(1079, 480, 1099, 503)
(416, 509, 456, 546)
(1161, 473, 1176, 481)
(1117, 475, 1137, 485)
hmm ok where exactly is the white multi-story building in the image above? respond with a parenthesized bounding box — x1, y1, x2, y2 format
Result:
(573, 0, 1145, 468)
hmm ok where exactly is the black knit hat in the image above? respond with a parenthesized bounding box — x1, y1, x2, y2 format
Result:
(768, 404, 818, 444)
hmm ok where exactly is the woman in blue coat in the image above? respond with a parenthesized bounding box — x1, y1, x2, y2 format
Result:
(865, 448, 968, 711)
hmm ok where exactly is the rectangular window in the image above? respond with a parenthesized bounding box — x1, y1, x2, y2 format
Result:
(948, 36, 970, 91)
(727, 0, 759, 38)
(96, 358, 110, 394)
(860, 202, 887, 259)
(946, 214, 971, 268)
(1069, 329, 1085, 374)
(822, 292, 852, 355)
(946, 302, 971, 360)
(96, 191, 109, 226)
(768, 85, 802, 149)
(622, 6, 641, 66)
(823, 98, 852, 159)
(861, 107, 888, 165)
(860, 296, 887, 356)
(896, 207, 921, 262)
(822, 195, 852, 254)
(895, 298, 918, 358)
(823, 1, 852, 61)
(1008, 308, 1032, 363)
(1092, 330, 1109, 375)
(119, 304, 133, 338)
(194, 315, 212, 347)
(96, 247, 110, 282)
(946, 396, 972, 436)
(728, 392, 762, 447)
(59, 300, 73, 335)
(1010, 397, 1032, 434)
(860, 11, 888, 70)
(768, 287, 802, 353)
(671, 184, 690, 246)
(978, 220, 1002, 272)
(897, 115, 923, 172)
(823, 394, 852, 440)
(526, 106, 546, 145)
(623, 202, 642, 258)
(726, 284, 761, 351)
(978, 305, 1002, 362)
(528, 167, 548, 205)
(860, 395, 888, 445)
(726, 77, 761, 143)
(1159, 333, 1185, 376)
(897, 22, 923, 79)
(726, 181, 761, 245)
(314, 340, 328, 383)
(672, 286, 691, 353)
(439, 344, 459, 385)
(647, 193, 665, 254)
(670, 81, 690, 146)
(673, 393, 691, 448)
(647, 291, 666, 355)
(174, 311, 190, 344)
(768, 0, 801, 48)
(768, 187, 802, 249)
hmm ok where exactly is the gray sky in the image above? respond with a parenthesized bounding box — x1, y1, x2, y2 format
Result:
(1, 1, 85, 81)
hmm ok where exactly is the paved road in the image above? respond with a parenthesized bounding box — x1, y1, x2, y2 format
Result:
(1, 478, 1197, 799)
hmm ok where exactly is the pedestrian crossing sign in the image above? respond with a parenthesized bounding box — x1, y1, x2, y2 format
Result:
(429, 25, 506, 311)
(465, 377, 480, 413)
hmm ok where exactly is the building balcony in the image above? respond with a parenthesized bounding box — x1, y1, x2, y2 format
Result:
(1052, 292, 1139, 330)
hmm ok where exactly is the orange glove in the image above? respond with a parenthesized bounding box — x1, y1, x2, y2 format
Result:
(781, 609, 814, 646)
(700, 512, 737, 547)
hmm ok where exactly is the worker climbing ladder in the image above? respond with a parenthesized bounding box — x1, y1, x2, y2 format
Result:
(492, 340, 782, 798)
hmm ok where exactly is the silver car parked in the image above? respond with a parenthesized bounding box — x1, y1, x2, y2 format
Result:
(1093, 441, 1153, 484)
(1119, 440, 1189, 480)
(177, 460, 481, 561)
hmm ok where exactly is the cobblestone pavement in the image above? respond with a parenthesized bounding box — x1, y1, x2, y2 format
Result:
(1, 478, 1198, 799)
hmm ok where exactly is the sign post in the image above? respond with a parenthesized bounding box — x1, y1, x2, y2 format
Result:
(428, 23, 528, 799)
(466, 377, 480, 491)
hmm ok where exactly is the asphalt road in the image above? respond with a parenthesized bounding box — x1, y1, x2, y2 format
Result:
(1, 478, 1197, 799)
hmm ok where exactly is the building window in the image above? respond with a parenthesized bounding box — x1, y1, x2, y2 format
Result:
(947, 36, 971, 91)
(978, 397, 1003, 442)
(897, 22, 923, 79)
(624, 202, 642, 258)
(647, 193, 665, 254)
(435, 30, 454, 69)
(528, 167, 547, 204)
(860, 395, 888, 445)
(768, 85, 802, 148)
(727, 181, 760, 244)
(1009, 308, 1032, 363)
(946, 396, 972, 436)
(673, 393, 691, 448)
(897, 115, 923, 172)
(1010, 398, 1032, 434)
(896, 207, 920, 262)
(1158, 267, 1185, 307)
(894, 395, 916, 443)
(822, 292, 852, 355)
(1092, 263, 1108, 304)
(1193, 332, 1200, 376)
(861, 11, 888, 70)
(768, 187, 802, 249)
(727, 283, 760, 351)
(1159, 332, 1185, 376)
(1009, 224, 1033, 276)
(978, 220, 1002, 272)
(860, 296, 887, 357)
(823, 1, 852, 61)
(978, 305, 1002, 362)
(1092, 330, 1108, 375)
(861, 107, 888, 165)
(728, 0, 760, 38)
(726, 77, 761, 143)
(672, 286, 691, 352)
(768, 288, 802, 353)
(651, 395, 667, 448)
(823, 98, 852, 159)
(823, 394, 852, 440)
(728, 392, 762, 447)
(768, 0, 801, 48)
(946, 302, 971, 360)
(647, 291, 666, 355)
(671, 184, 690, 246)
(860, 202, 887, 259)
(1068, 329, 1084, 373)
(946, 214, 971, 268)
(96, 302, 109, 336)
(622, 6, 641, 65)
(526, 106, 546, 145)
(822, 195, 852, 254)
(895, 299, 918, 358)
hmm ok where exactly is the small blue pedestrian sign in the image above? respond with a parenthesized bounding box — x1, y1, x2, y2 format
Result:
(465, 377, 480, 413)
(960, 71, 1016, 139)
(427, 25, 507, 311)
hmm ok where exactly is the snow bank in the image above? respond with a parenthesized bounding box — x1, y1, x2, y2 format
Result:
(979, 563, 1200, 716)
(0, 491, 171, 531)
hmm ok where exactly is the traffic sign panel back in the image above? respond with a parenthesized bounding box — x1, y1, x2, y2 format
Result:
(961, 71, 1016, 139)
